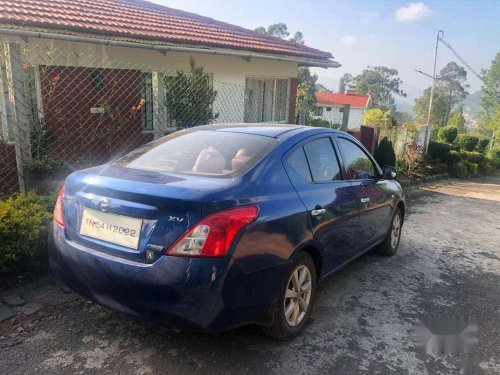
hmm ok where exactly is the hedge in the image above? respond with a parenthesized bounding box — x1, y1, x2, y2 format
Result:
(456, 134, 480, 151)
(437, 126, 459, 144)
(0, 192, 54, 279)
(428, 141, 451, 163)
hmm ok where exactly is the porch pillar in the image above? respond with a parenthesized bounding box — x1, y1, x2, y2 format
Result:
(4, 42, 32, 192)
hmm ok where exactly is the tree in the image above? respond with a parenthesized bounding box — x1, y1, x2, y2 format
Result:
(362, 108, 392, 128)
(413, 62, 469, 129)
(289, 31, 305, 44)
(437, 62, 469, 124)
(315, 83, 331, 93)
(446, 110, 466, 132)
(254, 23, 289, 39)
(164, 58, 218, 129)
(296, 67, 318, 124)
(338, 73, 352, 93)
(481, 53, 500, 116)
(413, 86, 449, 128)
(479, 53, 500, 148)
(352, 66, 406, 111)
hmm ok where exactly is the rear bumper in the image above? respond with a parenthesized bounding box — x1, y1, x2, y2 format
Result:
(49, 223, 285, 332)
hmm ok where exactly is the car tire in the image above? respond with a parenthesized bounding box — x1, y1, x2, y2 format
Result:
(262, 252, 317, 340)
(376, 206, 402, 256)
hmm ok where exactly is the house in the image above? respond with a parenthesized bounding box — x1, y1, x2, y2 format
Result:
(313, 91, 370, 129)
(0, 0, 339, 193)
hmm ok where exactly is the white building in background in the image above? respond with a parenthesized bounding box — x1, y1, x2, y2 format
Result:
(313, 91, 370, 130)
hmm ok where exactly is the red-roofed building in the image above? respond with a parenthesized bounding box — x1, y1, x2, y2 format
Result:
(313, 91, 370, 129)
(0, 0, 341, 191)
(0, 0, 339, 134)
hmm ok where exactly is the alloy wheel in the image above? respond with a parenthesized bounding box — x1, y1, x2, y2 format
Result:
(283, 264, 312, 327)
(391, 214, 401, 248)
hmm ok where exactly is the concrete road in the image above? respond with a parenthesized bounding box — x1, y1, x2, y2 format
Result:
(1, 177, 499, 374)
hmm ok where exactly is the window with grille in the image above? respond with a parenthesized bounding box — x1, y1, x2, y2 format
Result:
(314, 106, 324, 116)
(244, 78, 289, 123)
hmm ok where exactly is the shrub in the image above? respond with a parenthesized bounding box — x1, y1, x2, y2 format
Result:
(456, 134, 480, 151)
(448, 161, 469, 179)
(487, 148, 500, 168)
(427, 141, 451, 163)
(164, 58, 218, 129)
(463, 151, 485, 165)
(0, 192, 54, 279)
(308, 118, 331, 128)
(465, 161, 478, 177)
(446, 150, 462, 165)
(374, 137, 396, 167)
(476, 138, 491, 153)
(437, 126, 459, 144)
(481, 159, 497, 175)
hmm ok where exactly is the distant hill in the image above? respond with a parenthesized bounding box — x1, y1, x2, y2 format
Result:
(460, 91, 483, 129)
(461, 90, 483, 117)
(395, 98, 414, 113)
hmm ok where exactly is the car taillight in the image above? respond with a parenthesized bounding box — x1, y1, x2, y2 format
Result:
(53, 187, 64, 227)
(166, 206, 259, 257)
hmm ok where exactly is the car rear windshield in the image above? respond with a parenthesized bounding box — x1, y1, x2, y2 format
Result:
(113, 130, 278, 177)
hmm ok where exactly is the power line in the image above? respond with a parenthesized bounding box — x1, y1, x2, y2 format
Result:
(438, 36, 484, 83)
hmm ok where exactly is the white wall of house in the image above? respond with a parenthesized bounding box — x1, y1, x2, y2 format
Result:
(313, 104, 366, 129)
(1, 35, 298, 127)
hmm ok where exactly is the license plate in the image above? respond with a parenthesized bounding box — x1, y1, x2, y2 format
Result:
(79, 208, 142, 249)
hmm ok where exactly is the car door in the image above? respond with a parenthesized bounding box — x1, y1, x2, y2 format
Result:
(335, 136, 394, 252)
(283, 134, 359, 274)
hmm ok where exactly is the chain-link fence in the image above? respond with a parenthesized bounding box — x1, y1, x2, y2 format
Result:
(0, 40, 302, 195)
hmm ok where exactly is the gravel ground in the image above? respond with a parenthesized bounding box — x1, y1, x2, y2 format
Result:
(1, 177, 499, 375)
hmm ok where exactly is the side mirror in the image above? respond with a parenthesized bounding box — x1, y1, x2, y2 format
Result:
(383, 165, 397, 180)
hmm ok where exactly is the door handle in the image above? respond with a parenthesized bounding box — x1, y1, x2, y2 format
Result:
(360, 197, 370, 204)
(311, 208, 326, 217)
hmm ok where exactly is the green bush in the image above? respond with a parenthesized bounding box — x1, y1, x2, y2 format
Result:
(476, 138, 491, 153)
(456, 134, 480, 151)
(308, 118, 331, 128)
(448, 161, 469, 179)
(437, 126, 459, 144)
(446, 150, 462, 165)
(428, 141, 451, 163)
(463, 151, 485, 164)
(0, 192, 54, 278)
(487, 148, 500, 168)
(465, 161, 478, 177)
(374, 137, 396, 167)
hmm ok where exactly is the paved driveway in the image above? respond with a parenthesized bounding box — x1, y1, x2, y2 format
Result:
(1, 177, 499, 374)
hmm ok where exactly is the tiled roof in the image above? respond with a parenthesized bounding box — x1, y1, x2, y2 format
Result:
(0, 0, 334, 61)
(315, 92, 370, 108)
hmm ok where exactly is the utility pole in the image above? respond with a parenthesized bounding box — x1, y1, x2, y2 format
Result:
(416, 30, 444, 154)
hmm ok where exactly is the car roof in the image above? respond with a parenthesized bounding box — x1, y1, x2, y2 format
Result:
(192, 123, 342, 138)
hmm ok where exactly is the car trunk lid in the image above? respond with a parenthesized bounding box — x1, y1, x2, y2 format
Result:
(62, 165, 234, 263)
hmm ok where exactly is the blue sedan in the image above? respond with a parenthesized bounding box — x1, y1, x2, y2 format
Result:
(49, 124, 405, 339)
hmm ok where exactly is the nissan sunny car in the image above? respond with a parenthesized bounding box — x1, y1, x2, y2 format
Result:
(49, 124, 405, 339)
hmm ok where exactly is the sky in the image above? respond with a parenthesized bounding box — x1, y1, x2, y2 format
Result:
(154, 0, 499, 103)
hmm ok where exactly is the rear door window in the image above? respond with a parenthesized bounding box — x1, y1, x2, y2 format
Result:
(288, 147, 312, 182)
(303, 138, 342, 182)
